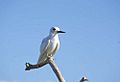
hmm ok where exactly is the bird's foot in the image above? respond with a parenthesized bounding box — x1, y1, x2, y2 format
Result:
(47, 56, 54, 61)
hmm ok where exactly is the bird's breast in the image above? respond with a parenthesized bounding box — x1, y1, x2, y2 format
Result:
(48, 37, 60, 55)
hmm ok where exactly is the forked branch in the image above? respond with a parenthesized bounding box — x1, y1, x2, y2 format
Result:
(25, 57, 65, 82)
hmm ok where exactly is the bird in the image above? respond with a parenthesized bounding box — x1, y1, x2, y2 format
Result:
(37, 27, 65, 65)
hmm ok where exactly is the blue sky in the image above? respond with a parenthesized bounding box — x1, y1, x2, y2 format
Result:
(0, 0, 120, 82)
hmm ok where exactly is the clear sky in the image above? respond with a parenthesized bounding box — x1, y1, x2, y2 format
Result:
(0, 0, 120, 82)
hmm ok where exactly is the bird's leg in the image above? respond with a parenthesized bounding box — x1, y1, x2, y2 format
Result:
(47, 54, 54, 61)
(49, 56, 54, 61)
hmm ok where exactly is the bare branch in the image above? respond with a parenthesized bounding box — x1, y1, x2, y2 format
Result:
(48, 57, 65, 82)
(25, 61, 48, 71)
(25, 58, 88, 82)
(80, 76, 88, 82)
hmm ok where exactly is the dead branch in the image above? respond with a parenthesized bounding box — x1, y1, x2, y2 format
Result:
(48, 57, 65, 82)
(25, 61, 48, 70)
(25, 58, 88, 82)
(25, 57, 65, 82)
(80, 76, 88, 82)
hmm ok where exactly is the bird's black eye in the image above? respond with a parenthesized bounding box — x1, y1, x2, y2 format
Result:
(53, 28, 56, 31)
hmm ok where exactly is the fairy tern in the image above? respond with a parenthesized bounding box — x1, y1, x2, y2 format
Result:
(37, 27, 65, 64)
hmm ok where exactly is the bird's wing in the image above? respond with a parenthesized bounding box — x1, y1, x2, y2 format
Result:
(37, 37, 50, 64)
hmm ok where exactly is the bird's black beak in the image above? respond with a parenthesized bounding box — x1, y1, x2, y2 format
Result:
(57, 31, 66, 33)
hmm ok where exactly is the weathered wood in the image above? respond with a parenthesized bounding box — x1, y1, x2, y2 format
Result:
(48, 57, 65, 82)
(25, 58, 88, 82)
(80, 76, 88, 82)
(25, 61, 48, 70)
(25, 57, 65, 82)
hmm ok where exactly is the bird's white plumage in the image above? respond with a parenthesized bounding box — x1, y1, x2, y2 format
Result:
(37, 27, 64, 64)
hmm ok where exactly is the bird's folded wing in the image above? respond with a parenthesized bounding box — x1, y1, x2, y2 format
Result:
(37, 38, 50, 64)
(52, 43, 58, 56)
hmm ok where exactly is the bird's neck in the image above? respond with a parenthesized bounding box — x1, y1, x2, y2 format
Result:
(49, 33, 59, 39)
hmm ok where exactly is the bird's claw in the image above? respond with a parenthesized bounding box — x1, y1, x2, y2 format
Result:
(47, 56, 54, 62)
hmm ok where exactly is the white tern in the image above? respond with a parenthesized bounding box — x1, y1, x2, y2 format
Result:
(37, 27, 65, 64)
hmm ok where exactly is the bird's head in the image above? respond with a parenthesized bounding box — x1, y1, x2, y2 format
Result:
(50, 27, 65, 35)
